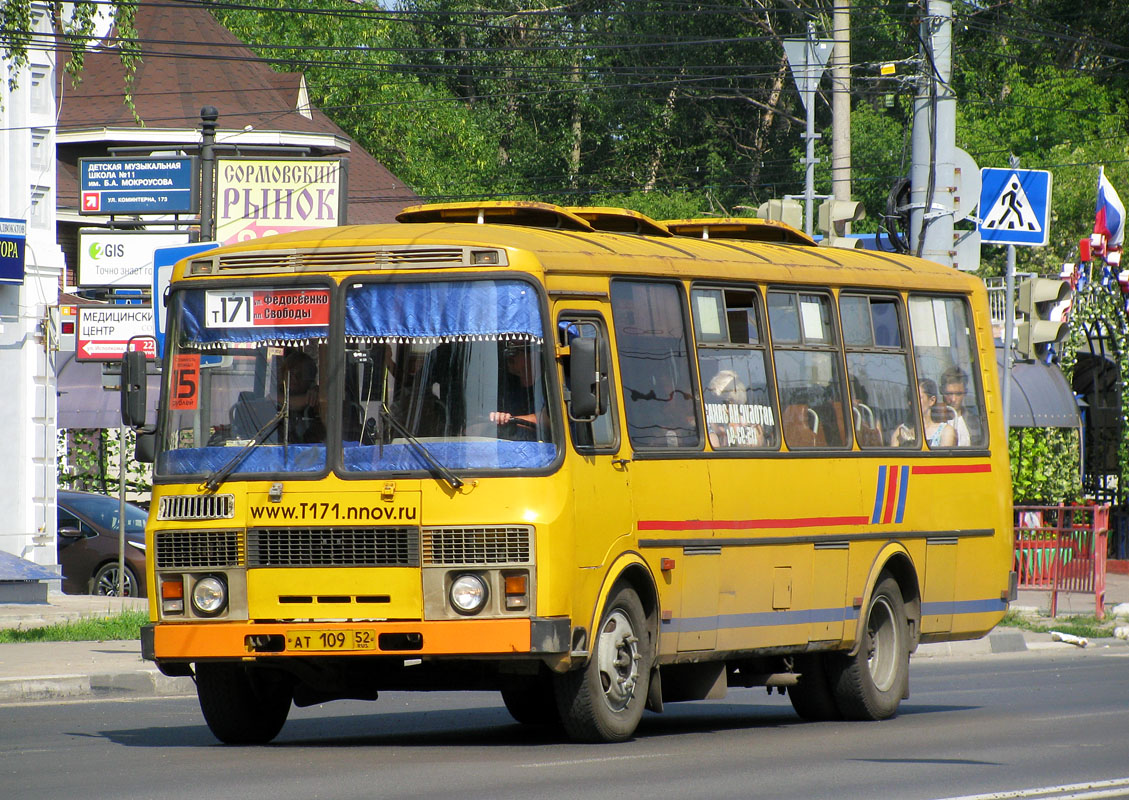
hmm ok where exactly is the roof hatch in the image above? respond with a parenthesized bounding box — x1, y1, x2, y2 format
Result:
(397, 201, 594, 232)
(662, 217, 816, 246)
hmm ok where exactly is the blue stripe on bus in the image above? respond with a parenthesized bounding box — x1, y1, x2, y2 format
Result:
(920, 598, 1007, 616)
(871, 465, 887, 524)
(662, 606, 860, 633)
(895, 465, 910, 523)
(663, 598, 1006, 634)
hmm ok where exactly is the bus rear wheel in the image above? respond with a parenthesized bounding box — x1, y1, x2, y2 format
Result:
(830, 576, 909, 721)
(555, 585, 652, 743)
(195, 662, 293, 744)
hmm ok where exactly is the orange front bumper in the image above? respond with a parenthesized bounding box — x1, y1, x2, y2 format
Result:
(151, 618, 534, 660)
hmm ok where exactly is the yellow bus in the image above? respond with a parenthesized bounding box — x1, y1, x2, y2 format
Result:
(122, 201, 1015, 744)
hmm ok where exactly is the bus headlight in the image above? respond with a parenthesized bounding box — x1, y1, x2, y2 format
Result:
(191, 576, 228, 616)
(449, 573, 488, 615)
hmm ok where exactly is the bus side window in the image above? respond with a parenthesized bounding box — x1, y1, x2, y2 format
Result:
(691, 286, 779, 450)
(558, 316, 616, 450)
(610, 281, 701, 449)
(768, 290, 850, 449)
(907, 295, 987, 448)
(840, 294, 915, 449)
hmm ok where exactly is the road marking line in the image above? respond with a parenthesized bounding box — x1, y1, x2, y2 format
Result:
(520, 753, 670, 769)
(930, 777, 1129, 800)
(1028, 709, 1129, 723)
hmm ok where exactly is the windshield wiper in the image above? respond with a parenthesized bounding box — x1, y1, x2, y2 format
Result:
(199, 405, 286, 493)
(379, 404, 463, 490)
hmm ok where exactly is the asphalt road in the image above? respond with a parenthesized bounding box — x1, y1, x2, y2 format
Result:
(3, 648, 1127, 800)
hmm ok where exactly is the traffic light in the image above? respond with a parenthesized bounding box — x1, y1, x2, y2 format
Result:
(817, 198, 866, 248)
(1016, 277, 1069, 361)
(756, 199, 803, 230)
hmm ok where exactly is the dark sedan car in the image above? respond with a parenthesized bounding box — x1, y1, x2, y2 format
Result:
(56, 490, 149, 597)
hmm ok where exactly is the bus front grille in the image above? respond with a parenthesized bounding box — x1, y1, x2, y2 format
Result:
(157, 493, 235, 521)
(246, 527, 420, 567)
(155, 530, 242, 569)
(422, 526, 533, 566)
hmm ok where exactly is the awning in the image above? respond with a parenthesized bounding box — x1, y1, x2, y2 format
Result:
(55, 351, 161, 429)
(996, 348, 1081, 428)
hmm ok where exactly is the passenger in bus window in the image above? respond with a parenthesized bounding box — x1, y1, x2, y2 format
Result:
(490, 343, 545, 440)
(917, 378, 956, 448)
(939, 366, 978, 446)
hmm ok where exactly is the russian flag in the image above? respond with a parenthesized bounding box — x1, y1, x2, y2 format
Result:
(1094, 168, 1125, 249)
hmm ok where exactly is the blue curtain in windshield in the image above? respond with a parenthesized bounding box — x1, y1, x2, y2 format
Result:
(345, 280, 542, 343)
(177, 290, 329, 347)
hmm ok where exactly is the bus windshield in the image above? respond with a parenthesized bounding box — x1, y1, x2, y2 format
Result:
(157, 285, 332, 479)
(155, 278, 557, 480)
(340, 278, 557, 473)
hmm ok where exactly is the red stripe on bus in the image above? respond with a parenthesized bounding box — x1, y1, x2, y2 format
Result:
(910, 464, 992, 475)
(881, 466, 899, 524)
(638, 516, 870, 531)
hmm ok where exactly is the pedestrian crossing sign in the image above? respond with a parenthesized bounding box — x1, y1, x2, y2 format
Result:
(978, 167, 1052, 246)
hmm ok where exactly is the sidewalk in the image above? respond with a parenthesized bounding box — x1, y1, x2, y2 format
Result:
(0, 593, 195, 702)
(1, 578, 1127, 704)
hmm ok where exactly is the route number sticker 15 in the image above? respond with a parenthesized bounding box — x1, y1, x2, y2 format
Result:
(170, 354, 200, 411)
(205, 289, 330, 328)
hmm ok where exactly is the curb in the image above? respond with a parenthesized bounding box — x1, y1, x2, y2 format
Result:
(0, 670, 194, 703)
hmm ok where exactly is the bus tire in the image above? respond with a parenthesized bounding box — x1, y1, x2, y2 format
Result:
(788, 654, 842, 721)
(830, 576, 909, 721)
(555, 585, 652, 743)
(195, 662, 293, 745)
(501, 675, 560, 726)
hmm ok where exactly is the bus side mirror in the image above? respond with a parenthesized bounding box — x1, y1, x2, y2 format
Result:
(568, 337, 605, 421)
(135, 431, 156, 464)
(120, 351, 149, 429)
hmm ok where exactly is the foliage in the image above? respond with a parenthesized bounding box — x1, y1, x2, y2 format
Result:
(1008, 426, 1082, 504)
(1059, 275, 1129, 502)
(57, 428, 152, 498)
(0, 1, 139, 109)
(198, 0, 1129, 256)
(0, 609, 147, 643)
(1000, 610, 1115, 637)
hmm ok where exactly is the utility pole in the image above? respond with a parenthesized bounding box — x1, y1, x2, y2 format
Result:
(831, 0, 851, 235)
(909, 0, 955, 267)
(802, 22, 819, 239)
(199, 107, 219, 241)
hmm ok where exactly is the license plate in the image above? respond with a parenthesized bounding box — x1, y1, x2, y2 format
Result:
(285, 629, 376, 652)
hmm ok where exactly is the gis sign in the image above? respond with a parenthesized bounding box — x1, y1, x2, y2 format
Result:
(79, 230, 191, 288)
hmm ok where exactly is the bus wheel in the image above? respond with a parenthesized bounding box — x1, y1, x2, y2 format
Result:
(501, 675, 560, 726)
(555, 585, 652, 743)
(788, 654, 841, 721)
(195, 662, 293, 744)
(830, 576, 909, 721)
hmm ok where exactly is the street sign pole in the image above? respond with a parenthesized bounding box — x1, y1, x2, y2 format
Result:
(1003, 242, 1016, 428)
(1000, 154, 1021, 429)
(118, 425, 127, 600)
(783, 28, 832, 239)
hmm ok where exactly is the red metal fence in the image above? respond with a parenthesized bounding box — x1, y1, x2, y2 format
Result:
(1014, 504, 1109, 618)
